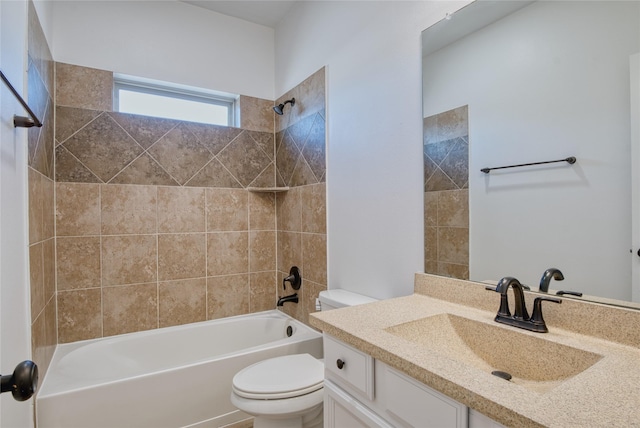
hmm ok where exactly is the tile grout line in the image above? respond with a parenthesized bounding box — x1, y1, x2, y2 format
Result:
(99, 184, 104, 339)
(205, 188, 209, 320)
(155, 185, 160, 330)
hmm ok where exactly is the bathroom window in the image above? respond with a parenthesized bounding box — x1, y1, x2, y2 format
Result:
(114, 76, 236, 126)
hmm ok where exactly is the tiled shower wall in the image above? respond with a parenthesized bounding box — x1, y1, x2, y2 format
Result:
(55, 63, 327, 342)
(423, 105, 469, 280)
(273, 68, 327, 324)
(27, 1, 57, 376)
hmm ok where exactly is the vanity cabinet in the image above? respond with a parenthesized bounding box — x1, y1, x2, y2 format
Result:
(323, 335, 504, 428)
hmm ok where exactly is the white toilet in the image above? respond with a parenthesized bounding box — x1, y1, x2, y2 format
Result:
(230, 289, 377, 428)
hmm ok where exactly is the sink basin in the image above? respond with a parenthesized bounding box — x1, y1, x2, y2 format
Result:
(385, 313, 603, 393)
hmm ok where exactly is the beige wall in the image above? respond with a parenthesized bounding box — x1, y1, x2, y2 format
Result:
(53, 63, 327, 342)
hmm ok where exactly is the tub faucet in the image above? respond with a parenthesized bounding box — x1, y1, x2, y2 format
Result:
(277, 293, 299, 306)
(539, 268, 564, 292)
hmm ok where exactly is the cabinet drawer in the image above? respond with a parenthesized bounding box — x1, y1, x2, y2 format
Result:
(382, 364, 467, 428)
(324, 334, 375, 400)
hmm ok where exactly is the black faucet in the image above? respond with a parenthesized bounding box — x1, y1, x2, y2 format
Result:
(495, 277, 529, 320)
(539, 268, 564, 292)
(277, 293, 299, 306)
(493, 276, 561, 333)
(539, 268, 583, 297)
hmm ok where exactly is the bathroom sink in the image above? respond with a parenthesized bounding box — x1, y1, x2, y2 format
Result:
(385, 313, 603, 393)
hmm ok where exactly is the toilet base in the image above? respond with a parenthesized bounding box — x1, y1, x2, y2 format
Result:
(231, 388, 323, 428)
(252, 402, 322, 428)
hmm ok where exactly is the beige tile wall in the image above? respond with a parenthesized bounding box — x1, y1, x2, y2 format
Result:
(54, 107, 275, 188)
(274, 68, 327, 325)
(276, 184, 327, 325)
(55, 183, 278, 342)
(54, 62, 327, 342)
(423, 105, 469, 280)
(27, 0, 57, 377)
(275, 68, 326, 187)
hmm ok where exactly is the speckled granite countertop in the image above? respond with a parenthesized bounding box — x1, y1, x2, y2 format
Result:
(309, 278, 640, 427)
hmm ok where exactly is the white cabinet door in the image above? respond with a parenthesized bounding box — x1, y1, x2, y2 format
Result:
(378, 363, 468, 428)
(325, 380, 393, 428)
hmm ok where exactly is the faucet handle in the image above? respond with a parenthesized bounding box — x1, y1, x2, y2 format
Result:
(530, 296, 561, 332)
(556, 290, 583, 297)
(282, 266, 302, 290)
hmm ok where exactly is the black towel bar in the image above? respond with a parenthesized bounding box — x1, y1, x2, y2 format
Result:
(481, 156, 576, 174)
(0, 69, 43, 128)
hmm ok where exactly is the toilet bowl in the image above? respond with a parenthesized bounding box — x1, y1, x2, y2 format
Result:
(230, 289, 377, 428)
(231, 354, 324, 428)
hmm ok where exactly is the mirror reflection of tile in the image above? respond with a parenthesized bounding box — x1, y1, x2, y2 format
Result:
(424, 105, 469, 280)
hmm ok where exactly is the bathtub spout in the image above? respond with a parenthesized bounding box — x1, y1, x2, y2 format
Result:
(277, 293, 299, 306)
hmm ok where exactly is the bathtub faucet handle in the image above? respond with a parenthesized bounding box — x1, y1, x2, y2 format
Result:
(282, 266, 302, 290)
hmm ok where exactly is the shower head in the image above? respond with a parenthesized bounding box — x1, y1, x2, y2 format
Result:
(273, 98, 295, 115)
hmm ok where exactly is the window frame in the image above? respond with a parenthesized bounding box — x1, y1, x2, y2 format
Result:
(113, 76, 236, 126)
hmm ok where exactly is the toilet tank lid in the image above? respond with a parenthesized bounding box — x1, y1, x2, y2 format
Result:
(318, 289, 378, 308)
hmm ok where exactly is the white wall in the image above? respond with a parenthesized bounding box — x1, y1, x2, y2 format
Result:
(51, 1, 275, 100)
(0, 0, 35, 425)
(275, 1, 469, 299)
(33, 0, 54, 50)
(632, 53, 640, 302)
(423, 1, 639, 299)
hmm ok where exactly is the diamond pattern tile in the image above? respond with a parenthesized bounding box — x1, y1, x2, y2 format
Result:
(300, 113, 326, 182)
(185, 158, 243, 188)
(56, 106, 101, 144)
(55, 145, 101, 183)
(187, 122, 243, 156)
(248, 131, 275, 160)
(110, 112, 179, 149)
(424, 135, 468, 191)
(276, 131, 300, 186)
(54, 85, 327, 191)
(217, 131, 271, 187)
(147, 123, 212, 185)
(275, 112, 326, 186)
(110, 154, 179, 186)
(62, 113, 144, 182)
(290, 158, 316, 187)
(287, 113, 316, 150)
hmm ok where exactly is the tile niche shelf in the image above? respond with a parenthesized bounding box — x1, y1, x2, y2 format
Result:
(247, 187, 290, 193)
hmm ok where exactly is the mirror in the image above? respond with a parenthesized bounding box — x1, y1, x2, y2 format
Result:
(422, 1, 640, 307)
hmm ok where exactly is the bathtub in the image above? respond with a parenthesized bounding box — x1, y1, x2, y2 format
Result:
(36, 310, 323, 428)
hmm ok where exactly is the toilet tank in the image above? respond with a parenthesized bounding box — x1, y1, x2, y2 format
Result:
(318, 289, 377, 311)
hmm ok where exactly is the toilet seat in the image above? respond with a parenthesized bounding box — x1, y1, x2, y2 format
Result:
(232, 354, 324, 400)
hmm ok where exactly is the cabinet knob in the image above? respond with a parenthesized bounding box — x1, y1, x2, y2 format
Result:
(336, 359, 345, 370)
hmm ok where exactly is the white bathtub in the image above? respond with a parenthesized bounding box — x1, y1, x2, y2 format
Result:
(36, 310, 323, 428)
